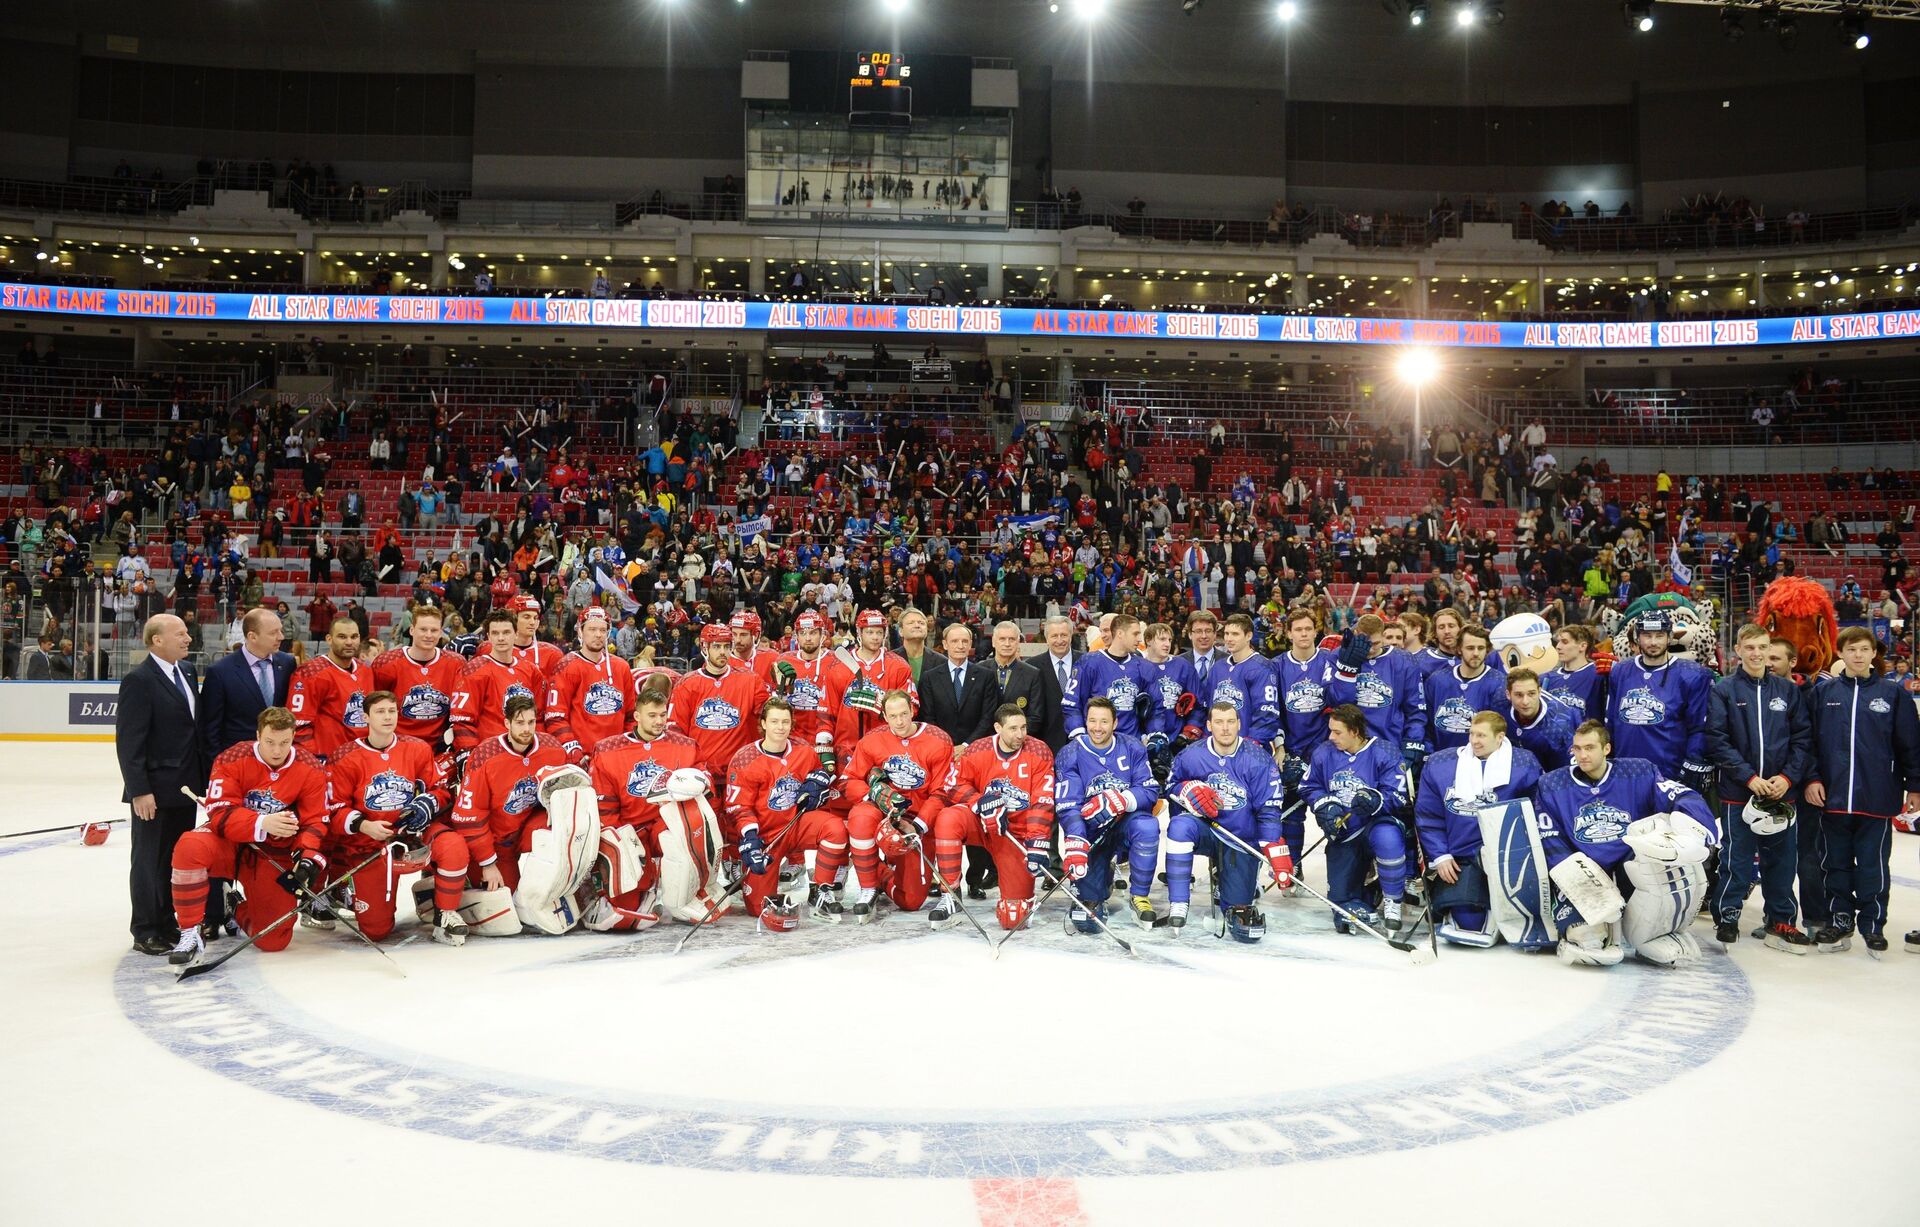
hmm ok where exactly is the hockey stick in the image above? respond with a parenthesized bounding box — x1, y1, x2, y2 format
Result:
(1206, 817, 1435, 966)
(175, 843, 393, 981)
(181, 787, 407, 978)
(912, 832, 999, 955)
(995, 827, 1136, 958)
(996, 812, 1130, 953)
(672, 816, 798, 955)
(2, 818, 126, 839)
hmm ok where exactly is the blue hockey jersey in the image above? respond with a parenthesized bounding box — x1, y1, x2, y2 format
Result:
(1063, 650, 1158, 739)
(1413, 740, 1544, 861)
(1541, 662, 1607, 722)
(1273, 647, 1338, 764)
(1302, 735, 1411, 816)
(1532, 757, 1717, 870)
(1411, 647, 1457, 683)
(1423, 664, 1510, 753)
(1140, 654, 1202, 739)
(1170, 735, 1285, 843)
(1203, 651, 1283, 749)
(1604, 655, 1712, 778)
(1326, 646, 1427, 748)
(1507, 699, 1577, 769)
(1053, 731, 1161, 839)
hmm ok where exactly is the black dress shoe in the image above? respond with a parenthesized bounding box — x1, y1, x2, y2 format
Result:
(133, 935, 174, 956)
(966, 885, 990, 901)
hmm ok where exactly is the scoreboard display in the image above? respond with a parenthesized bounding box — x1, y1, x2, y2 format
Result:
(849, 50, 912, 120)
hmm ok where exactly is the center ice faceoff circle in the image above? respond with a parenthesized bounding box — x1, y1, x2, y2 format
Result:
(117, 922, 1753, 1178)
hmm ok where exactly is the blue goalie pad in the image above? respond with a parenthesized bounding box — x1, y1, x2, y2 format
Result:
(1474, 798, 1557, 951)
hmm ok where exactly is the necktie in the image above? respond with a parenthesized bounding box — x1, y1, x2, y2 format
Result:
(255, 659, 274, 705)
(953, 667, 964, 701)
(998, 664, 1010, 692)
(1056, 657, 1068, 692)
(172, 664, 194, 715)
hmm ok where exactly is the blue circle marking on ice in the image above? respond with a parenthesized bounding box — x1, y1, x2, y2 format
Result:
(115, 937, 1753, 1178)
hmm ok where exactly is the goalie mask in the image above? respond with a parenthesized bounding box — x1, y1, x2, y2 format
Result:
(1741, 796, 1795, 836)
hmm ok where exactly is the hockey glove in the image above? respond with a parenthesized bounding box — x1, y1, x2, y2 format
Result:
(1281, 755, 1307, 792)
(1679, 760, 1714, 795)
(1260, 839, 1295, 889)
(1173, 692, 1197, 718)
(1061, 834, 1091, 880)
(1349, 786, 1385, 821)
(1024, 840, 1051, 881)
(1173, 780, 1221, 819)
(772, 659, 798, 694)
(1402, 739, 1428, 767)
(975, 792, 1012, 837)
(1142, 731, 1170, 756)
(560, 738, 585, 764)
(400, 785, 438, 835)
(1079, 788, 1131, 821)
(813, 731, 838, 776)
(1334, 628, 1372, 683)
(286, 851, 327, 897)
(1311, 797, 1352, 837)
(1177, 724, 1205, 746)
(796, 768, 836, 811)
(738, 825, 771, 876)
(844, 679, 883, 714)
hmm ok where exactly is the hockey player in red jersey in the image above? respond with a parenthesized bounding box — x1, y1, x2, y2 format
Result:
(511, 593, 565, 690)
(451, 608, 545, 758)
(589, 680, 724, 926)
(448, 695, 571, 894)
(832, 608, 917, 763)
(543, 606, 636, 762)
(728, 607, 778, 683)
(773, 609, 851, 760)
(322, 691, 457, 943)
(931, 703, 1057, 930)
(669, 622, 770, 820)
(289, 617, 373, 761)
(725, 697, 848, 925)
(371, 605, 463, 747)
(167, 707, 329, 965)
(843, 688, 953, 922)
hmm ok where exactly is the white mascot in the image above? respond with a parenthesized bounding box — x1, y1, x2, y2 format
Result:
(1489, 613, 1557, 676)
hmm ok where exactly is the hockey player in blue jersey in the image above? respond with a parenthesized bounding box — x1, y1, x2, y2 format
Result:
(1503, 668, 1577, 768)
(1605, 611, 1714, 791)
(1202, 613, 1284, 757)
(1325, 613, 1427, 765)
(1541, 624, 1608, 721)
(1423, 624, 1508, 753)
(1164, 700, 1290, 941)
(1063, 614, 1158, 741)
(1303, 703, 1413, 933)
(1139, 621, 1202, 778)
(1415, 710, 1545, 946)
(1272, 608, 1335, 859)
(1532, 720, 1719, 967)
(1053, 697, 1164, 930)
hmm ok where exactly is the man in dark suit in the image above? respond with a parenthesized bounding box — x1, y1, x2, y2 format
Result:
(1033, 615, 1082, 754)
(200, 606, 295, 759)
(115, 613, 210, 955)
(1184, 608, 1222, 680)
(979, 620, 1046, 744)
(916, 621, 999, 896)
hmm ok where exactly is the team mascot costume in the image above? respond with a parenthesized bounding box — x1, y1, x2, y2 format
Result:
(1751, 576, 1838, 679)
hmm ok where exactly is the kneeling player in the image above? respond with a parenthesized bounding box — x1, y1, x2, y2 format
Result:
(1534, 720, 1719, 967)
(324, 691, 454, 942)
(1053, 697, 1162, 930)
(1164, 701, 1291, 941)
(1414, 711, 1544, 947)
(843, 689, 953, 923)
(168, 707, 328, 965)
(589, 681, 721, 927)
(1304, 704, 1413, 934)
(932, 704, 1056, 931)
(726, 697, 847, 927)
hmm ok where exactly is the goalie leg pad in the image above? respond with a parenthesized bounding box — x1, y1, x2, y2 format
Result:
(1621, 854, 1708, 967)
(513, 783, 602, 935)
(458, 887, 523, 936)
(1549, 851, 1627, 926)
(1474, 799, 1558, 949)
(1556, 919, 1625, 967)
(596, 824, 648, 896)
(657, 796, 727, 923)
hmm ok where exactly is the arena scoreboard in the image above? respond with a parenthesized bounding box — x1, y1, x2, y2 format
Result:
(849, 51, 912, 121)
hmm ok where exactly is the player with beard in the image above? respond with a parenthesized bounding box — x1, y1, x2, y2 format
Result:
(930, 704, 1056, 931)
(843, 689, 953, 923)
(449, 695, 571, 896)
(587, 681, 717, 928)
(1605, 610, 1714, 793)
(451, 609, 546, 760)
(833, 608, 917, 761)
(544, 606, 637, 764)
(289, 617, 372, 762)
(372, 605, 463, 747)
(771, 609, 851, 763)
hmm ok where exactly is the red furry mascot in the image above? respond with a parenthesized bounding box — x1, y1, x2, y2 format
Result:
(1752, 576, 1838, 678)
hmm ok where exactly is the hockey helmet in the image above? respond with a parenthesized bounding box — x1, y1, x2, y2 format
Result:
(510, 594, 542, 614)
(699, 621, 733, 646)
(855, 609, 887, 630)
(729, 609, 763, 636)
(578, 605, 611, 628)
(875, 816, 919, 862)
(756, 896, 800, 933)
(1635, 610, 1673, 637)
(1741, 796, 1795, 836)
(81, 821, 112, 847)
(996, 897, 1033, 931)
(794, 610, 827, 632)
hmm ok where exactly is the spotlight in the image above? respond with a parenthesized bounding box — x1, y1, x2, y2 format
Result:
(1627, 0, 1653, 32)
(1071, 0, 1106, 19)
(1182, 0, 1203, 12)
(1841, 11, 1869, 49)
(1720, 6, 1744, 39)
(1276, 0, 1298, 19)
(1395, 347, 1441, 387)
(882, 0, 907, 12)
(1456, 3, 1477, 26)
(1409, 1, 1429, 26)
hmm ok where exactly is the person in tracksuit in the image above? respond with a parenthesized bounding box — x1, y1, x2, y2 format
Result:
(1764, 636, 1831, 936)
(1706, 623, 1813, 952)
(1801, 626, 1920, 954)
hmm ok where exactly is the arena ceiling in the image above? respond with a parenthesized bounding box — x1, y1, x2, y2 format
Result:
(10, 1, 1919, 105)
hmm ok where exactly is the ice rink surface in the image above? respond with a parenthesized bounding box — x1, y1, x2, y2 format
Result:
(5, 742, 1917, 1227)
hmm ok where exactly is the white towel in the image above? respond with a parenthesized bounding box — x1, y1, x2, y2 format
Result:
(1448, 738, 1512, 812)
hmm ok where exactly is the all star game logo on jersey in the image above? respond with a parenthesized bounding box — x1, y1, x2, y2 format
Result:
(114, 918, 1754, 1178)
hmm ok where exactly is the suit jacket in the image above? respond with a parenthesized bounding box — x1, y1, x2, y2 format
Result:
(116, 656, 209, 804)
(980, 657, 1046, 745)
(200, 647, 296, 759)
(918, 657, 996, 747)
(1033, 650, 1082, 751)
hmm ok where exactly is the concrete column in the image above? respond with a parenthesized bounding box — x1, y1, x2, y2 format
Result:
(1535, 266, 1548, 315)
(303, 249, 325, 286)
(429, 251, 449, 290)
(986, 262, 1005, 300)
(1290, 274, 1310, 307)
(1751, 261, 1766, 310)
(1054, 265, 1075, 299)
(676, 258, 695, 292)
(748, 254, 767, 295)
(1406, 275, 1428, 314)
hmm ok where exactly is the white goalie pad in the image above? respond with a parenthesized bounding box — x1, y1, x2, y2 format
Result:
(662, 767, 712, 802)
(596, 824, 648, 896)
(458, 887, 523, 936)
(536, 763, 593, 808)
(1621, 813, 1710, 866)
(1621, 854, 1708, 967)
(513, 779, 602, 935)
(1557, 920, 1625, 967)
(1549, 852, 1626, 926)
(657, 794, 729, 923)
(582, 887, 661, 932)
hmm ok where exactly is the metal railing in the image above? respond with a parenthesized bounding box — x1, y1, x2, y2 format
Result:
(1513, 203, 1919, 255)
(1471, 378, 1920, 448)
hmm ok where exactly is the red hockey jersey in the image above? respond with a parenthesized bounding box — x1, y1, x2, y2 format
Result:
(668, 665, 771, 777)
(205, 741, 329, 855)
(832, 649, 917, 759)
(371, 647, 464, 744)
(324, 734, 449, 840)
(725, 739, 826, 835)
(449, 731, 570, 867)
(945, 738, 1057, 843)
(543, 650, 636, 760)
(450, 653, 546, 753)
(845, 722, 953, 812)
(588, 729, 706, 828)
(289, 656, 373, 761)
(515, 639, 566, 690)
(775, 650, 853, 748)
